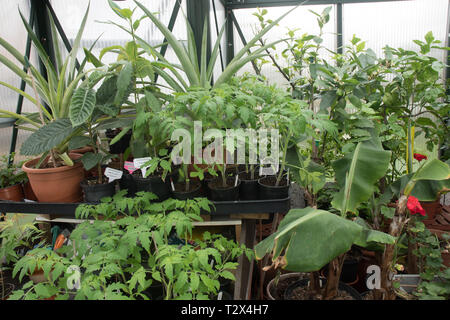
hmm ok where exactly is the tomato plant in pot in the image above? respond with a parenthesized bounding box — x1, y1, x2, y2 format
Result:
(0, 5, 104, 203)
(0, 154, 27, 202)
(0, 215, 44, 300)
(257, 97, 307, 200)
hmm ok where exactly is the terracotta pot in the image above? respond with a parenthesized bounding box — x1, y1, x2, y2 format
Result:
(22, 181, 37, 201)
(22, 153, 85, 203)
(0, 183, 24, 201)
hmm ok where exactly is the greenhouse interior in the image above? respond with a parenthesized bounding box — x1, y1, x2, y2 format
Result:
(0, 0, 449, 304)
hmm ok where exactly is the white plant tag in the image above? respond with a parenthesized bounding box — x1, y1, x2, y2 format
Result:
(133, 157, 152, 177)
(170, 178, 175, 191)
(234, 175, 239, 187)
(104, 167, 123, 183)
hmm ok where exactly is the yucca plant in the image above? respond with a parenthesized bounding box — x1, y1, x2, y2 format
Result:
(123, 0, 299, 91)
(0, 4, 100, 167)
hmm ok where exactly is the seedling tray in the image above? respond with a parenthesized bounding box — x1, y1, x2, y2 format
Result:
(0, 197, 290, 219)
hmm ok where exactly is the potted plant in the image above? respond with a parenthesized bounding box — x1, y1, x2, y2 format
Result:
(255, 139, 396, 300)
(0, 154, 27, 202)
(257, 96, 307, 200)
(0, 5, 101, 203)
(0, 214, 44, 299)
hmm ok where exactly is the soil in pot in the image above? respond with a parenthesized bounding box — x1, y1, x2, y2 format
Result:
(238, 171, 261, 200)
(80, 177, 116, 203)
(284, 278, 362, 300)
(207, 177, 241, 201)
(0, 183, 24, 201)
(258, 175, 290, 200)
(266, 272, 309, 300)
(22, 153, 85, 203)
(172, 180, 205, 200)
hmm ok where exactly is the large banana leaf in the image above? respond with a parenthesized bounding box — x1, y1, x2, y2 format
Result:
(331, 141, 391, 215)
(254, 207, 395, 272)
(390, 159, 450, 201)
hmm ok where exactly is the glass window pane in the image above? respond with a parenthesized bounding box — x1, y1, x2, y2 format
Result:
(232, 5, 336, 88)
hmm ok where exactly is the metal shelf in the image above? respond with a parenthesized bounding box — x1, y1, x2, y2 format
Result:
(0, 197, 290, 219)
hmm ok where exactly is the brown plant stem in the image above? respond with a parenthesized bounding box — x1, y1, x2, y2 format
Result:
(374, 195, 409, 300)
(323, 253, 346, 299)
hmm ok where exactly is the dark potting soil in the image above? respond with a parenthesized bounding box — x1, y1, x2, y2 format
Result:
(238, 171, 261, 181)
(260, 175, 288, 187)
(84, 176, 109, 186)
(209, 178, 236, 190)
(269, 275, 303, 300)
(286, 286, 355, 300)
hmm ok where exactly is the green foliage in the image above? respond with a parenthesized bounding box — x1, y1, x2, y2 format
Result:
(0, 154, 27, 189)
(254, 207, 394, 272)
(10, 193, 249, 300)
(0, 215, 44, 266)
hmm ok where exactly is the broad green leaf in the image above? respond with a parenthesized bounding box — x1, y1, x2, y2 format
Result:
(69, 86, 96, 126)
(20, 118, 76, 155)
(255, 207, 394, 272)
(331, 141, 391, 215)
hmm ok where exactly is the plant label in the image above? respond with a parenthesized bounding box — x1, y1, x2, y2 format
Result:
(234, 175, 239, 187)
(133, 157, 152, 177)
(124, 161, 137, 174)
(170, 178, 175, 191)
(104, 167, 123, 183)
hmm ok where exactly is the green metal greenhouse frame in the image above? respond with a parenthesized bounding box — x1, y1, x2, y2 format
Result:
(4, 0, 450, 163)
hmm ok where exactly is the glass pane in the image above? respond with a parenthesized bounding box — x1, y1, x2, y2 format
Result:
(0, 0, 37, 160)
(49, 0, 188, 91)
(232, 4, 336, 88)
(343, 0, 448, 63)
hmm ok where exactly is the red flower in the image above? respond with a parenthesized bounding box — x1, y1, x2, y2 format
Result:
(407, 196, 426, 216)
(413, 153, 427, 162)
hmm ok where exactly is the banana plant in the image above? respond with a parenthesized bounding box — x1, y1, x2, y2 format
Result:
(255, 139, 394, 299)
(0, 4, 99, 167)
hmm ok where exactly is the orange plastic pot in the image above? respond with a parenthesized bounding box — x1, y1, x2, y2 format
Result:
(0, 183, 24, 201)
(22, 153, 85, 203)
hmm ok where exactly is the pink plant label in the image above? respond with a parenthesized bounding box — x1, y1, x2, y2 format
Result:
(124, 161, 137, 174)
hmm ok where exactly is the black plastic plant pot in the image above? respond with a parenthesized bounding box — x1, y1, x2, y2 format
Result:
(322, 258, 359, 284)
(119, 173, 136, 197)
(207, 177, 241, 202)
(133, 170, 178, 202)
(172, 180, 205, 200)
(284, 278, 362, 300)
(106, 129, 132, 154)
(238, 171, 260, 200)
(80, 179, 116, 203)
(258, 176, 290, 200)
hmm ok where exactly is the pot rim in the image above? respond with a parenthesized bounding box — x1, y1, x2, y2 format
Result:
(208, 177, 241, 191)
(0, 183, 24, 190)
(258, 176, 290, 189)
(173, 180, 202, 194)
(22, 153, 83, 174)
